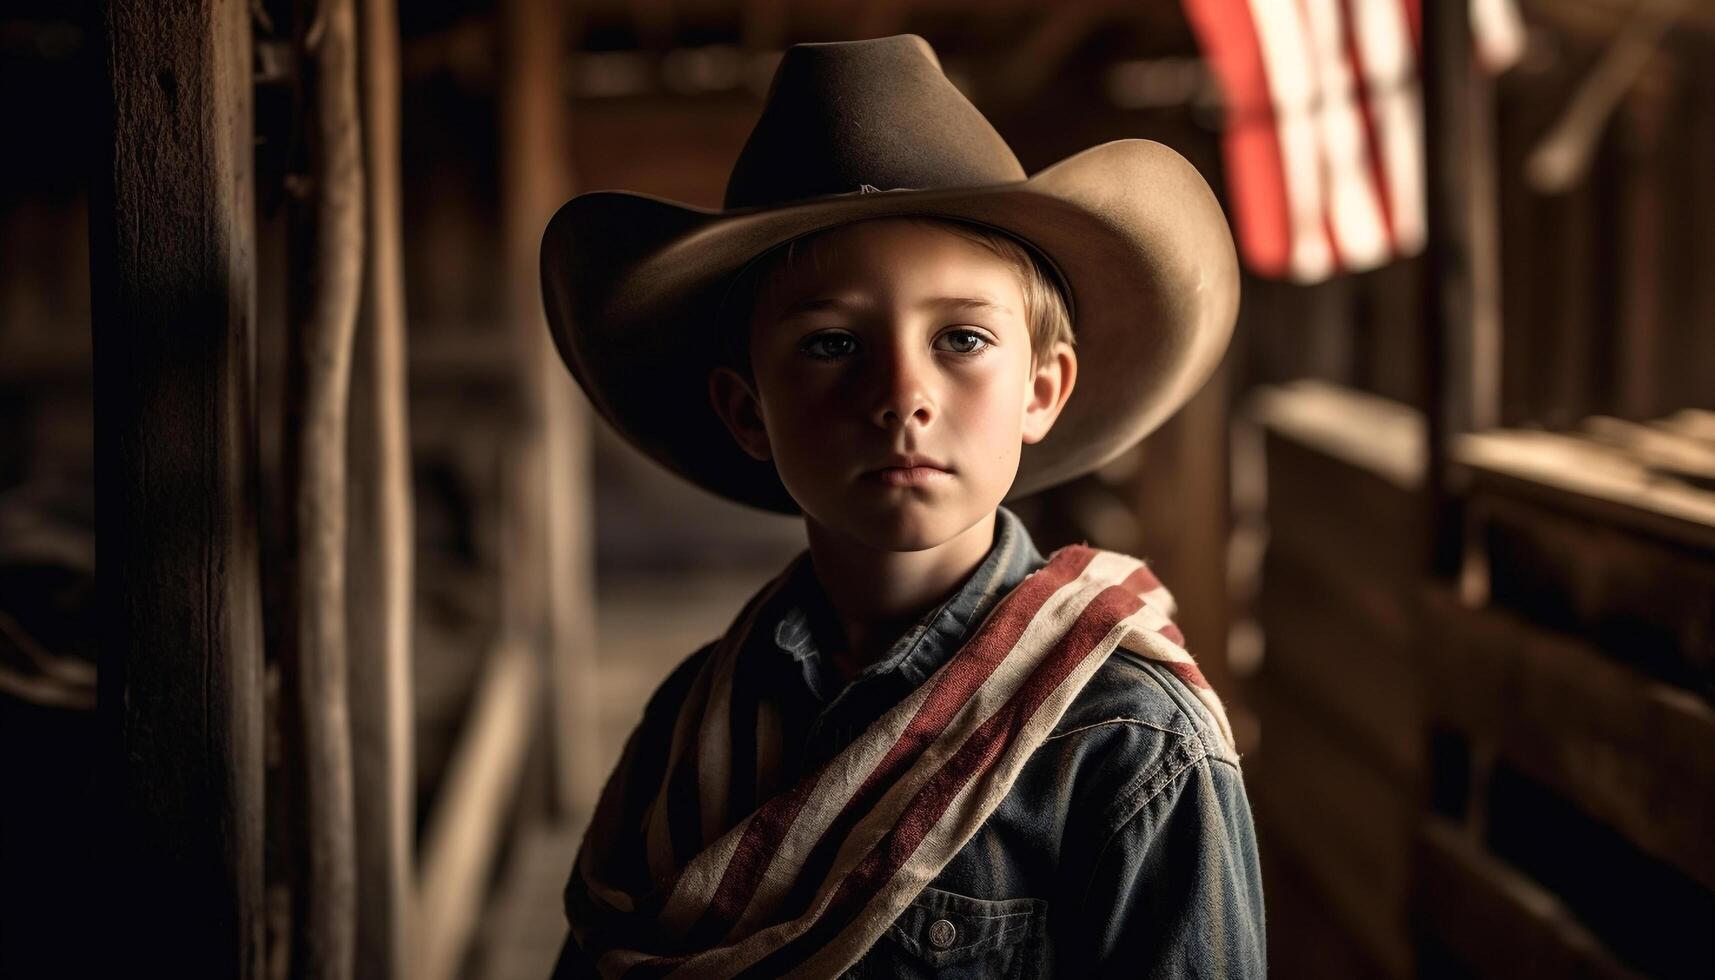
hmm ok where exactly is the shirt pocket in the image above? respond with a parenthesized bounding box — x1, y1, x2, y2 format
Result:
(849, 885, 1049, 980)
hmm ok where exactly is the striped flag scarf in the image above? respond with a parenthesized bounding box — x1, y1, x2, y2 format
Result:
(571, 544, 1236, 978)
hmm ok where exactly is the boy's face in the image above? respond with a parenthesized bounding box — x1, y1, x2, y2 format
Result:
(710, 218, 1076, 553)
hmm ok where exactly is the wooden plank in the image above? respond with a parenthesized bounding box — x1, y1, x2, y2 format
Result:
(1413, 817, 1643, 980)
(1255, 382, 1426, 586)
(1582, 415, 1715, 488)
(1456, 428, 1715, 549)
(1471, 490, 1715, 694)
(88, 0, 264, 976)
(282, 0, 366, 976)
(348, 0, 414, 977)
(1247, 682, 1416, 978)
(1419, 586, 1715, 891)
(1250, 381, 1426, 491)
(417, 640, 542, 980)
(1255, 547, 1423, 783)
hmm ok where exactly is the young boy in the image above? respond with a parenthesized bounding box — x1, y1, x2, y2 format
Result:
(542, 34, 1263, 978)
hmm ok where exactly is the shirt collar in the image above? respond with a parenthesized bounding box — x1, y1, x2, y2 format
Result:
(769, 506, 1047, 701)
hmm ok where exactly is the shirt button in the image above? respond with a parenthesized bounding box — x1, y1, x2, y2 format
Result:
(928, 918, 957, 950)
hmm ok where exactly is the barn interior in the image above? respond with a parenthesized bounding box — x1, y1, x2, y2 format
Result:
(2, 0, 1713, 978)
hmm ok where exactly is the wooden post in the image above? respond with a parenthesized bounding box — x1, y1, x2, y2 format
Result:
(348, 0, 414, 977)
(89, 0, 264, 976)
(283, 0, 365, 976)
(416, 641, 542, 980)
(1420, 0, 1476, 580)
(499, 0, 600, 820)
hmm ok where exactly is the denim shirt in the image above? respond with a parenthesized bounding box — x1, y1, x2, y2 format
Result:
(554, 507, 1266, 978)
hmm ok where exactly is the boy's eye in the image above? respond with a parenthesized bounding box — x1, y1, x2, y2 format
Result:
(935, 328, 992, 355)
(800, 331, 859, 360)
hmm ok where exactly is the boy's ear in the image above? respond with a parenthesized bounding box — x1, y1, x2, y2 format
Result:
(708, 367, 773, 462)
(1021, 341, 1077, 445)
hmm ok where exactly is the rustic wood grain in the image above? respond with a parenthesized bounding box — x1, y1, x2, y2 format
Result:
(282, 0, 366, 976)
(89, 0, 264, 976)
(347, 0, 414, 977)
(1419, 586, 1715, 892)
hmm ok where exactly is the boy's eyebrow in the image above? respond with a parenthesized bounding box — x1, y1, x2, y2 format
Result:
(926, 295, 1015, 317)
(778, 296, 858, 318)
(777, 295, 1015, 318)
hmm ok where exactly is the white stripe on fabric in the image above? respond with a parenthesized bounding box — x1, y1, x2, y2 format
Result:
(1138, 582, 1176, 619)
(788, 599, 1155, 979)
(696, 639, 741, 847)
(1243, 0, 1334, 281)
(1351, 0, 1425, 254)
(644, 652, 720, 884)
(1301, 0, 1390, 269)
(666, 554, 1144, 980)
(1119, 626, 1238, 754)
(722, 552, 1143, 944)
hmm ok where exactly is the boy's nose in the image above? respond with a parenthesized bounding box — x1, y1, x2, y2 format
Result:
(869, 346, 934, 430)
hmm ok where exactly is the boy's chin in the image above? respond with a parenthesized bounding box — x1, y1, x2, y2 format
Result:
(807, 496, 992, 554)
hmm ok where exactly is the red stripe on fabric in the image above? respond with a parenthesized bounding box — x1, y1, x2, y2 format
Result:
(1183, 0, 1294, 276)
(1120, 562, 1160, 596)
(1159, 622, 1186, 647)
(750, 580, 1147, 976)
(1338, 0, 1397, 250)
(1403, 0, 1421, 53)
(679, 545, 1101, 950)
(1167, 660, 1212, 691)
(1321, 208, 1344, 272)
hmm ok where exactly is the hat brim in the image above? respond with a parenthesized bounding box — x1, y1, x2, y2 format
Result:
(540, 139, 1238, 514)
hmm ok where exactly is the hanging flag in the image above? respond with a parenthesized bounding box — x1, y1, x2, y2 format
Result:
(1182, 0, 1524, 282)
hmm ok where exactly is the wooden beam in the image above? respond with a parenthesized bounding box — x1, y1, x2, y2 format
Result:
(1421, 0, 1477, 579)
(283, 0, 366, 976)
(89, 0, 264, 976)
(1419, 586, 1715, 891)
(500, 0, 601, 820)
(1414, 817, 1645, 980)
(348, 0, 414, 977)
(416, 641, 543, 980)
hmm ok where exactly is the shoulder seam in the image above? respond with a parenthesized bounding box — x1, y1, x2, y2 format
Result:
(1098, 726, 1209, 839)
(1111, 651, 1240, 765)
(1042, 717, 1193, 743)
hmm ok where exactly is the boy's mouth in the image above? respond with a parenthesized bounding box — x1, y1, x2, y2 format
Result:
(866, 466, 954, 488)
(863, 454, 954, 488)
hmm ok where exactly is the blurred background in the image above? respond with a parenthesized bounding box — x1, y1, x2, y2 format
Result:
(2, 0, 1713, 978)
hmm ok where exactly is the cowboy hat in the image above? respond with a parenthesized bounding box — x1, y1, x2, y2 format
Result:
(540, 33, 1238, 513)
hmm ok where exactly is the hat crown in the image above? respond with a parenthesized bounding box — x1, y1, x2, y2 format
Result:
(724, 35, 1026, 210)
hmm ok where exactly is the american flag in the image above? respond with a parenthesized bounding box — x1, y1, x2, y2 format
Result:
(1183, 0, 1525, 282)
(568, 545, 1234, 978)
